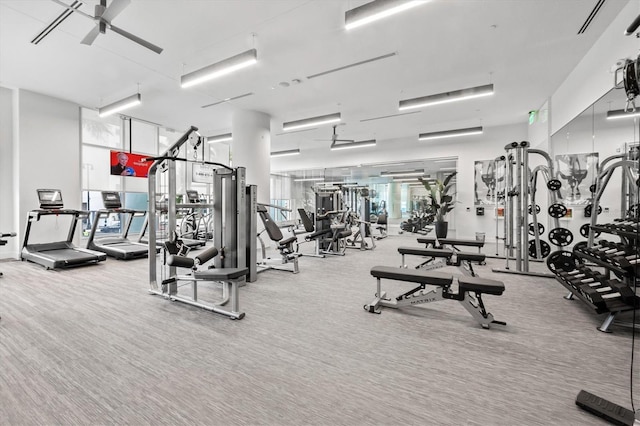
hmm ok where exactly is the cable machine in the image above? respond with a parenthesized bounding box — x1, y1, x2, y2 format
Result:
(147, 126, 257, 313)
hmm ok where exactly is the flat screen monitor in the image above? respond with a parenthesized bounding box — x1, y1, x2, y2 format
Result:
(101, 191, 122, 209)
(109, 150, 151, 178)
(37, 189, 64, 210)
(186, 190, 201, 203)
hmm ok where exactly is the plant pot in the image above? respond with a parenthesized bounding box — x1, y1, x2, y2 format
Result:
(435, 221, 448, 238)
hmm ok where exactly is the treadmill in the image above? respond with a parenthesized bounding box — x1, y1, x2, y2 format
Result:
(21, 189, 107, 269)
(87, 191, 158, 260)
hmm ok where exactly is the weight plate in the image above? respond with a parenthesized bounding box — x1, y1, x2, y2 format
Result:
(549, 227, 574, 247)
(527, 204, 541, 215)
(584, 204, 602, 218)
(579, 223, 601, 238)
(528, 222, 545, 236)
(573, 241, 588, 252)
(548, 203, 568, 218)
(528, 239, 551, 259)
(546, 179, 562, 191)
(546, 250, 582, 274)
(589, 184, 597, 194)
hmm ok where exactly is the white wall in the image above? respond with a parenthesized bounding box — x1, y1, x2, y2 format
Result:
(551, 0, 639, 134)
(1, 89, 82, 259)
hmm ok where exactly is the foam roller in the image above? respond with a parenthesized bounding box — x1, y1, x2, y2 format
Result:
(167, 255, 195, 268)
(195, 247, 219, 265)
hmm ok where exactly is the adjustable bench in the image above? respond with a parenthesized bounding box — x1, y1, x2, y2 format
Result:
(257, 204, 300, 273)
(364, 266, 506, 329)
(397, 246, 486, 277)
(417, 237, 485, 254)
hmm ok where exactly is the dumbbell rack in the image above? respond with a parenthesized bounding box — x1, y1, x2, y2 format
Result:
(560, 219, 639, 332)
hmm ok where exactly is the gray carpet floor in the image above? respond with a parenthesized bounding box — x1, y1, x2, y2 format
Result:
(0, 230, 637, 425)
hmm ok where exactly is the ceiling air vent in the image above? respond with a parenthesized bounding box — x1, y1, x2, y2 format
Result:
(577, 0, 606, 34)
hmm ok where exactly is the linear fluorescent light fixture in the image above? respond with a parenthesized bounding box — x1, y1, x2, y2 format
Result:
(381, 170, 424, 176)
(98, 93, 141, 117)
(345, 0, 428, 30)
(330, 139, 376, 151)
(207, 133, 232, 143)
(399, 84, 494, 111)
(181, 49, 257, 88)
(294, 177, 325, 182)
(419, 126, 483, 141)
(283, 113, 341, 132)
(271, 149, 300, 158)
(606, 109, 640, 120)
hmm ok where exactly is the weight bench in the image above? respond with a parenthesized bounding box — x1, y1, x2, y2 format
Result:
(397, 246, 486, 277)
(158, 246, 247, 319)
(364, 266, 506, 329)
(257, 204, 300, 273)
(417, 237, 485, 254)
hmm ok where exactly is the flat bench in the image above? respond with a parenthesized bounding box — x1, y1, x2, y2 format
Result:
(417, 237, 485, 254)
(397, 246, 486, 276)
(365, 266, 506, 329)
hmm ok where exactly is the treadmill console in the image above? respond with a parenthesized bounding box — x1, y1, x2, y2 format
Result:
(37, 189, 64, 210)
(186, 190, 201, 203)
(101, 191, 123, 209)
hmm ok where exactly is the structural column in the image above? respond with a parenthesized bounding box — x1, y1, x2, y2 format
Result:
(231, 110, 271, 204)
(389, 182, 402, 220)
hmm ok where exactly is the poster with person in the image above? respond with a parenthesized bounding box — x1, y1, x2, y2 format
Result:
(109, 150, 151, 177)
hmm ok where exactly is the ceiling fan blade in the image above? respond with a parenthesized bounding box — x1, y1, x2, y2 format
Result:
(101, 0, 131, 22)
(109, 24, 163, 54)
(80, 25, 100, 45)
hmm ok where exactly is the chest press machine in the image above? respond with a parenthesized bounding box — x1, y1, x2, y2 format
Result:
(364, 266, 506, 329)
(256, 204, 300, 274)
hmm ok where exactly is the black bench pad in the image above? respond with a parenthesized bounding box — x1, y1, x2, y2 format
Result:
(279, 236, 297, 247)
(371, 266, 453, 286)
(456, 252, 486, 262)
(194, 268, 249, 280)
(458, 276, 504, 295)
(417, 237, 485, 247)
(398, 247, 453, 257)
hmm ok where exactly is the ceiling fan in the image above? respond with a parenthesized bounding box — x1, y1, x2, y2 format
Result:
(315, 124, 355, 144)
(32, 0, 163, 54)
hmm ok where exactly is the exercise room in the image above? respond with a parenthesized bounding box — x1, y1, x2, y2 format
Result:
(1, 0, 639, 424)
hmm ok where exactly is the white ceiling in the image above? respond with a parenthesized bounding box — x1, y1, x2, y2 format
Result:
(0, 0, 629, 156)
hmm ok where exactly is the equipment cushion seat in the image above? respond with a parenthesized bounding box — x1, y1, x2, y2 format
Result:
(370, 266, 453, 286)
(337, 229, 352, 238)
(306, 228, 332, 241)
(417, 237, 485, 247)
(455, 252, 486, 262)
(278, 236, 297, 247)
(398, 247, 453, 257)
(458, 276, 504, 295)
(194, 267, 249, 280)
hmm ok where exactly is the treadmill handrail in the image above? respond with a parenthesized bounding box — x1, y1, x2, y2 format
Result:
(28, 209, 89, 220)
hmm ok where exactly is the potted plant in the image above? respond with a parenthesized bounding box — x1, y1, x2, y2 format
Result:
(418, 172, 457, 238)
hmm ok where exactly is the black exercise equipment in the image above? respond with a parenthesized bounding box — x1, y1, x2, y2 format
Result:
(527, 222, 545, 236)
(21, 189, 107, 269)
(548, 227, 573, 247)
(374, 213, 388, 240)
(417, 237, 484, 254)
(0, 232, 16, 277)
(546, 250, 582, 274)
(548, 203, 568, 218)
(589, 184, 597, 194)
(579, 224, 601, 239)
(528, 239, 551, 258)
(163, 246, 248, 319)
(575, 390, 636, 426)
(546, 179, 562, 191)
(397, 246, 485, 277)
(364, 266, 506, 329)
(87, 191, 155, 260)
(583, 204, 602, 218)
(256, 204, 299, 274)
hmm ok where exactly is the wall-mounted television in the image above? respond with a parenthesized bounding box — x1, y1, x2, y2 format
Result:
(109, 150, 151, 178)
